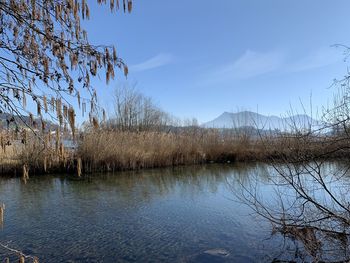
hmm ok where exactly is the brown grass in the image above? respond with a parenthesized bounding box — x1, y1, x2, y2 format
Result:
(0, 130, 76, 176)
(77, 129, 271, 172)
(0, 127, 348, 176)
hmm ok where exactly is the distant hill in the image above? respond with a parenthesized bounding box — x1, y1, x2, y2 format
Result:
(0, 113, 58, 130)
(202, 111, 322, 132)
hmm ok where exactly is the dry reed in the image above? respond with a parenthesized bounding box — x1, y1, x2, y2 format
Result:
(77, 129, 264, 172)
(0, 203, 4, 227)
(0, 126, 348, 176)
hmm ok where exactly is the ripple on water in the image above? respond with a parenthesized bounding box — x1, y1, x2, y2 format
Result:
(0, 165, 280, 262)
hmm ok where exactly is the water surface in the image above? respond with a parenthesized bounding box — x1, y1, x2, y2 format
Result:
(0, 164, 296, 262)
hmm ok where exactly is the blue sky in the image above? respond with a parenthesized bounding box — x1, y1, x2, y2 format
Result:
(83, 0, 350, 123)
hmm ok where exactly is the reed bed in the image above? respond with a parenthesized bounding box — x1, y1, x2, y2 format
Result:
(0, 130, 76, 176)
(0, 127, 349, 176)
(78, 129, 274, 172)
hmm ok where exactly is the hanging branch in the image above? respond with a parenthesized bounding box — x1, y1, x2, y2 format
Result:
(0, 0, 132, 135)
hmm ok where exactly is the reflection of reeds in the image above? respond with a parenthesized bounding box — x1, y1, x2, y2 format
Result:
(22, 164, 29, 183)
(0, 203, 4, 227)
(77, 157, 82, 177)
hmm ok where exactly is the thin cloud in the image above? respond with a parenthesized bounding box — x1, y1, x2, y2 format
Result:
(288, 47, 342, 72)
(130, 53, 174, 72)
(210, 50, 286, 81)
(200, 47, 342, 85)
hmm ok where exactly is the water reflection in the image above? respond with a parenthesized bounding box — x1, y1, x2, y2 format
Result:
(0, 163, 343, 262)
(231, 161, 350, 262)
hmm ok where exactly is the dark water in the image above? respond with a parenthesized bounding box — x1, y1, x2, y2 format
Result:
(0, 164, 294, 262)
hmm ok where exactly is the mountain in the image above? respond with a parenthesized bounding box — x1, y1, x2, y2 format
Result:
(202, 111, 321, 132)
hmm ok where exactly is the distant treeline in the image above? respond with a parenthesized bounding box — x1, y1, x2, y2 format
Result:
(0, 85, 348, 177)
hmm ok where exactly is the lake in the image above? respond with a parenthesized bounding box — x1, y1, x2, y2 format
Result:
(0, 163, 334, 262)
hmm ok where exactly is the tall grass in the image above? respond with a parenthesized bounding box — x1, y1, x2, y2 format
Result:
(77, 128, 268, 172)
(0, 130, 76, 176)
(0, 125, 348, 176)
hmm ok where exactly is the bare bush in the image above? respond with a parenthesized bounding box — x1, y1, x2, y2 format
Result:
(236, 87, 350, 261)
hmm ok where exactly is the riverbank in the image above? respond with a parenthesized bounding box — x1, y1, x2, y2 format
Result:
(0, 127, 347, 177)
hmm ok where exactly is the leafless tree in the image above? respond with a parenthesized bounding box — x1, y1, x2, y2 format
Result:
(111, 84, 170, 131)
(0, 0, 132, 137)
